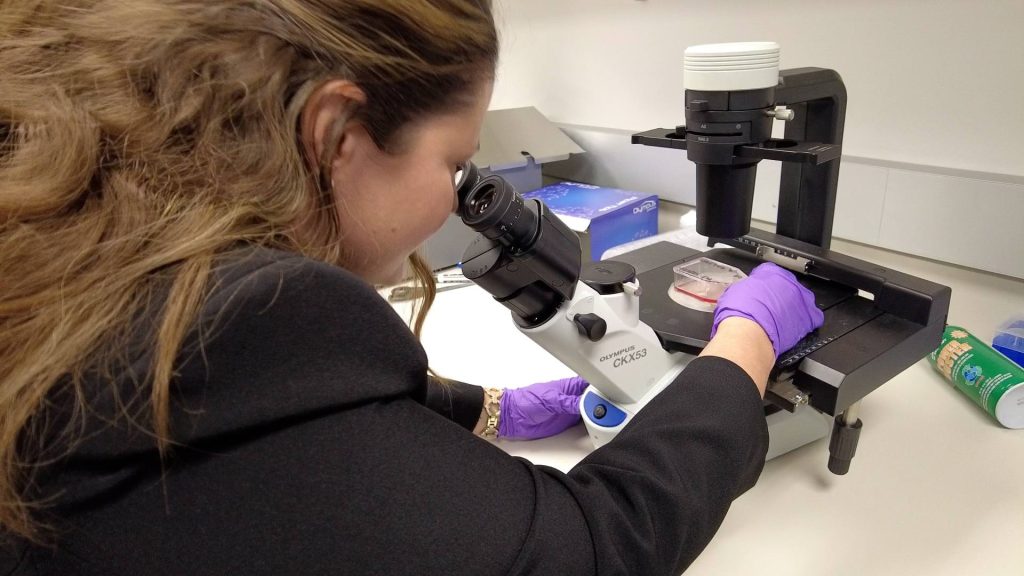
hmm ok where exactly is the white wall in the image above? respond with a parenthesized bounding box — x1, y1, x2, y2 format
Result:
(490, 0, 1024, 278)
(492, 0, 1024, 177)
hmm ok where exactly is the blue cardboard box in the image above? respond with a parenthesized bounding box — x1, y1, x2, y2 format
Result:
(524, 182, 658, 262)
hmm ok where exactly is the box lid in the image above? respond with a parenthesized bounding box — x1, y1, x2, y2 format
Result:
(473, 107, 584, 171)
(524, 182, 657, 231)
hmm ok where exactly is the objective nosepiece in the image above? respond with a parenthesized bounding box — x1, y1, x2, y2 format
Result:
(683, 41, 780, 92)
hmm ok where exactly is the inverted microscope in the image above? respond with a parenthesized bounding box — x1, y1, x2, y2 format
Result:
(455, 42, 950, 475)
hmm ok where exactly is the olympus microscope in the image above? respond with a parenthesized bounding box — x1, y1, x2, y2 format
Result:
(454, 42, 950, 475)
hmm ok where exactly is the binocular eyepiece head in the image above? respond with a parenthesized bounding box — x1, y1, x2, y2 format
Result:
(453, 162, 581, 327)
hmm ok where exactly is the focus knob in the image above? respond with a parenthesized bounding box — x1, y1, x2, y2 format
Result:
(573, 313, 607, 342)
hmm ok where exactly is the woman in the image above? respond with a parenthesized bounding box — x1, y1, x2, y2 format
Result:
(0, 1, 822, 574)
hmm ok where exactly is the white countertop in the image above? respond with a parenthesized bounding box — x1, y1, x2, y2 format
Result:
(398, 228, 1024, 576)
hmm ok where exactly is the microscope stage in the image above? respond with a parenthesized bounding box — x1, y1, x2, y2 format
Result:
(610, 241, 946, 417)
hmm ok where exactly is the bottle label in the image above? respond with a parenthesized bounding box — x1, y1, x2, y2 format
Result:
(930, 326, 1024, 425)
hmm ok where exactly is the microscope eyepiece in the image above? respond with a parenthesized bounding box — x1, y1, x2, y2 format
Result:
(460, 172, 540, 249)
(454, 162, 481, 207)
(465, 183, 496, 218)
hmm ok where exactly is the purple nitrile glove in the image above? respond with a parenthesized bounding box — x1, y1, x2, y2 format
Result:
(498, 376, 589, 440)
(711, 262, 824, 358)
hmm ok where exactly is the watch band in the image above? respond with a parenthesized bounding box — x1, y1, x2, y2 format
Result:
(482, 387, 503, 439)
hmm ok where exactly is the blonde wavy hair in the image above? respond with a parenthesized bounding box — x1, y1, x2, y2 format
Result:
(0, 0, 497, 540)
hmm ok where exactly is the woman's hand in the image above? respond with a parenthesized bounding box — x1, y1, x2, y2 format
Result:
(711, 262, 824, 358)
(497, 377, 589, 440)
(701, 263, 824, 395)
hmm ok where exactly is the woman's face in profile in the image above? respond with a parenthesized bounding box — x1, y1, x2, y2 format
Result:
(327, 81, 493, 285)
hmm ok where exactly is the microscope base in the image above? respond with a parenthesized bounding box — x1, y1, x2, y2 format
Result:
(764, 405, 832, 460)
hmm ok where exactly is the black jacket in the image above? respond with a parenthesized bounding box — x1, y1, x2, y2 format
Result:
(5, 248, 768, 576)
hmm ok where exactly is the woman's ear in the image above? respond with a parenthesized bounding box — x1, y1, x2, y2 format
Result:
(299, 80, 367, 175)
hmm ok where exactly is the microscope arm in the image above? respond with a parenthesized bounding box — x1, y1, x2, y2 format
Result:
(516, 272, 689, 447)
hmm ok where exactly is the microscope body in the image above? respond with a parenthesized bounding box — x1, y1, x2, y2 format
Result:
(630, 43, 949, 473)
(456, 42, 950, 474)
(455, 180, 689, 447)
(518, 262, 688, 447)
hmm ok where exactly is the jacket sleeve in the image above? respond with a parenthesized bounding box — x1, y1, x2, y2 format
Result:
(552, 356, 769, 575)
(423, 375, 484, 431)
